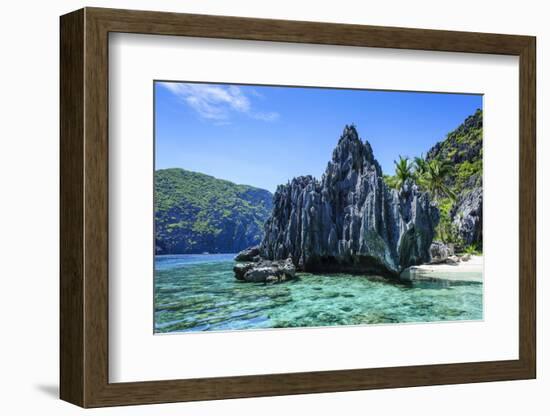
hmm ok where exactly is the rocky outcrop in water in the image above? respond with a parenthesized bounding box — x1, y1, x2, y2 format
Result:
(234, 257, 296, 283)
(259, 125, 439, 278)
(234, 245, 261, 262)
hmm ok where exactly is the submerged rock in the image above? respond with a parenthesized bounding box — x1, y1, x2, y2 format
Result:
(234, 245, 261, 262)
(233, 257, 296, 283)
(260, 125, 439, 277)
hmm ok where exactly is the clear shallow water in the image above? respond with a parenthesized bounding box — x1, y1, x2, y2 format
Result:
(154, 254, 483, 333)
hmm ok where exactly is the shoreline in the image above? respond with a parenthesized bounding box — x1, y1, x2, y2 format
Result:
(400, 255, 483, 283)
(156, 252, 484, 285)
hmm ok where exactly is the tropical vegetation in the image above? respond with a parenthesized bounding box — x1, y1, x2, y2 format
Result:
(155, 168, 273, 254)
(384, 109, 483, 251)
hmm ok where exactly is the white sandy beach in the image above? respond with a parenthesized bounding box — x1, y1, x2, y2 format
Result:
(400, 255, 483, 283)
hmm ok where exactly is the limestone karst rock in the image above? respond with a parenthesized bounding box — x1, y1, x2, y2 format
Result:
(259, 125, 439, 277)
(451, 186, 482, 247)
(233, 258, 296, 283)
(426, 109, 483, 249)
(234, 245, 261, 262)
(429, 241, 455, 264)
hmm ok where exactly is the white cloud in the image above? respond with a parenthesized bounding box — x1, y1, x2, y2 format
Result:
(252, 111, 280, 122)
(159, 82, 279, 122)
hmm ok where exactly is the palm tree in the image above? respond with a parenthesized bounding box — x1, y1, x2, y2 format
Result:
(392, 156, 414, 190)
(422, 159, 456, 201)
(413, 154, 428, 181)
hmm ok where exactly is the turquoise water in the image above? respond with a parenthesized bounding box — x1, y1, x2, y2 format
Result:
(154, 254, 483, 333)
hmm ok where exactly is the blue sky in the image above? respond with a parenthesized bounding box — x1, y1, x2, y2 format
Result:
(155, 81, 482, 193)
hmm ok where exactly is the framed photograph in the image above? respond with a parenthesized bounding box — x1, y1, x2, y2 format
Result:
(60, 7, 536, 408)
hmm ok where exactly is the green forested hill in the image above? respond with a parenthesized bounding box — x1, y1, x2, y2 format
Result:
(426, 108, 483, 192)
(427, 109, 483, 249)
(155, 168, 273, 254)
(383, 109, 483, 250)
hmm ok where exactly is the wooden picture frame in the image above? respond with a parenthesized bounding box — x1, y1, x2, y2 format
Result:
(60, 7, 536, 408)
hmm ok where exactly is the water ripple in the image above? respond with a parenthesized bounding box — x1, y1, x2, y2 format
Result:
(154, 254, 482, 333)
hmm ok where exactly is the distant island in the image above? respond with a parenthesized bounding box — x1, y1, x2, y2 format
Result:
(155, 168, 273, 254)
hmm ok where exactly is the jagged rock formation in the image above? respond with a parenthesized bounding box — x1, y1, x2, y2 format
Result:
(427, 109, 483, 249)
(429, 241, 455, 264)
(259, 125, 439, 277)
(451, 187, 482, 246)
